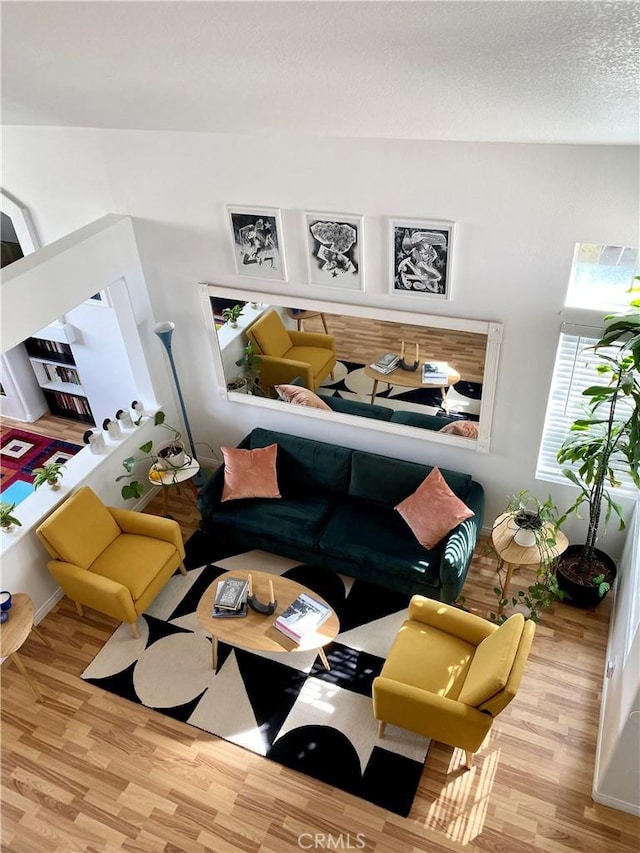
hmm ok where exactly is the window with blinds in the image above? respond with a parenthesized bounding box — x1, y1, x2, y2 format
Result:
(536, 325, 638, 498)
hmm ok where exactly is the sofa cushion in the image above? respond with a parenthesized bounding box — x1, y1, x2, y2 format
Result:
(439, 421, 480, 438)
(390, 411, 458, 431)
(247, 428, 352, 495)
(349, 450, 472, 506)
(220, 444, 281, 502)
(319, 394, 394, 421)
(212, 493, 334, 549)
(318, 497, 442, 590)
(381, 618, 475, 698)
(276, 384, 332, 410)
(458, 614, 525, 707)
(286, 345, 335, 377)
(90, 534, 177, 601)
(249, 310, 292, 358)
(38, 486, 121, 569)
(395, 467, 474, 549)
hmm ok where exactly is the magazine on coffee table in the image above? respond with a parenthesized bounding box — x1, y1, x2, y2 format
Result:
(421, 362, 448, 384)
(274, 592, 332, 643)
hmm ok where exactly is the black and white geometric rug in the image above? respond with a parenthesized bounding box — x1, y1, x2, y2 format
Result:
(319, 359, 482, 421)
(81, 533, 431, 816)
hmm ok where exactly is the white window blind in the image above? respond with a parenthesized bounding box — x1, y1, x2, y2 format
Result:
(536, 325, 638, 498)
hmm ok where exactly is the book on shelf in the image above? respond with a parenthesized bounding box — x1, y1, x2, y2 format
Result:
(273, 592, 331, 643)
(214, 577, 249, 612)
(369, 352, 400, 375)
(421, 362, 449, 384)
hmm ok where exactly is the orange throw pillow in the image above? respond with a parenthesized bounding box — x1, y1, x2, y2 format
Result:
(275, 384, 332, 410)
(221, 443, 282, 502)
(439, 421, 479, 439)
(395, 467, 473, 549)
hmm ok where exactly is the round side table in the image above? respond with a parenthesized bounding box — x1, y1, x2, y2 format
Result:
(149, 455, 201, 517)
(285, 309, 329, 334)
(491, 513, 569, 610)
(0, 593, 51, 699)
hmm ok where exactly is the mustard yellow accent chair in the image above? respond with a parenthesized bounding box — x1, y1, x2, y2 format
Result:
(36, 486, 186, 638)
(246, 308, 336, 391)
(373, 596, 535, 768)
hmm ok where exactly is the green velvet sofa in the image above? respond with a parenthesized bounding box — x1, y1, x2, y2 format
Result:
(317, 391, 462, 431)
(198, 428, 484, 602)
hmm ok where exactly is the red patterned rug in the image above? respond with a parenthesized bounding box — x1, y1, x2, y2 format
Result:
(0, 427, 83, 499)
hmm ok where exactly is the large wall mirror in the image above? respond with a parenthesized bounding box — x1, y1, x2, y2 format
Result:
(200, 284, 503, 452)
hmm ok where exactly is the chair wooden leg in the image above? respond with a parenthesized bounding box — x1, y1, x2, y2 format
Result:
(178, 561, 187, 576)
(75, 601, 84, 617)
(32, 624, 52, 648)
(464, 750, 474, 769)
(11, 652, 42, 700)
(377, 721, 386, 738)
(130, 622, 139, 639)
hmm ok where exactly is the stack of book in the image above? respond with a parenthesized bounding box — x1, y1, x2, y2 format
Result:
(213, 576, 249, 618)
(369, 352, 400, 375)
(273, 592, 331, 643)
(422, 362, 449, 384)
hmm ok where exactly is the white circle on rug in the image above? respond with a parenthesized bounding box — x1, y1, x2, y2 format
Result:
(133, 633, 213, 708)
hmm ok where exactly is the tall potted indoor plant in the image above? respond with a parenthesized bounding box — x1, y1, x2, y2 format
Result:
(556, 290, 640, 606)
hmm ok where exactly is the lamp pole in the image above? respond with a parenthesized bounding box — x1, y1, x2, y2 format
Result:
(153, 321, 204, 486)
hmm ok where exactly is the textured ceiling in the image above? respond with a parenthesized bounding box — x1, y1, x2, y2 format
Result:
(2, 1, 639, 144)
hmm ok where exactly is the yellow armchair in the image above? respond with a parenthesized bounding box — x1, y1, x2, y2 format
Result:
(373, 596, 535, 768)
(36, 486, 186, 637)
(246, 308, 336, 391)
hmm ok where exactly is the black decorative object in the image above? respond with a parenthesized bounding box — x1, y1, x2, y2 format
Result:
(246, 571, 277, 615)
(247, 594, 278, 615)
(399, 340, 420, 372)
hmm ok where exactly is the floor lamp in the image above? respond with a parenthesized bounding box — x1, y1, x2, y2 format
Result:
(153, 321, 205, 487)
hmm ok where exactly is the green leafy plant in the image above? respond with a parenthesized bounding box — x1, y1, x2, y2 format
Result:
(557, 287, 640, 577)
(234, 341, 264, 396)
(489, 490, 566, 623)
(592, 573, 611, 598)
(222, 304, 244, 326)
(116, 411, 184, 500)
(32, 461, 64, 489)
(0, 502, 22, 530)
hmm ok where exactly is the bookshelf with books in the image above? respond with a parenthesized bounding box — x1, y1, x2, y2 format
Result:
(25, 323, 96, 426)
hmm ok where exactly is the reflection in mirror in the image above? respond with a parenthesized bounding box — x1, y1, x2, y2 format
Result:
(210, 295, 491, 445)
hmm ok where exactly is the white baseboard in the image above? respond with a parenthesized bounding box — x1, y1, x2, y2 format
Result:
(592, 788, 640, 817)
(34, 586, 65, 626)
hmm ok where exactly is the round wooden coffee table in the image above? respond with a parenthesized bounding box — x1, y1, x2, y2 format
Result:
(0, 593, 51, 699)
(196, 570, 340, 671)
(364, 362, 461, 408)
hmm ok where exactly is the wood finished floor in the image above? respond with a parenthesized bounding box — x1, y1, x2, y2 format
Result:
(1, 421, 639, 852)
(302, 313, 487, 384)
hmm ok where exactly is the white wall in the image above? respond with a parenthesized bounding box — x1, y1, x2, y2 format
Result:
(3, 127, 638, 554)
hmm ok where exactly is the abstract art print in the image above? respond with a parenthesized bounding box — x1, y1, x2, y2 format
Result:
(227, 206, 287, 281)
(390, 219, 454, 301)
(305, 212, 364, 291)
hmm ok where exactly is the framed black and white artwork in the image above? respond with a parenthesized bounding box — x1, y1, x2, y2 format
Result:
(305, 211, 364, 291)
(227, 205, 287, 281)
(390, 219, 455, 301)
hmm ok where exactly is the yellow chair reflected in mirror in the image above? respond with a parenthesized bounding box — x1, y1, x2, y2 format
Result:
(246, 308, 336, 391)
(373, 596, 535, 768)
(36, 486, 186, 638)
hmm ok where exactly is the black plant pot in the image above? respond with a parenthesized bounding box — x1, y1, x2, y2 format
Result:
(556, 545, 617, 608)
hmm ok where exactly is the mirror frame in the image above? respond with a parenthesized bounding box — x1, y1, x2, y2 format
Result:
(199, 283, 503, 453)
